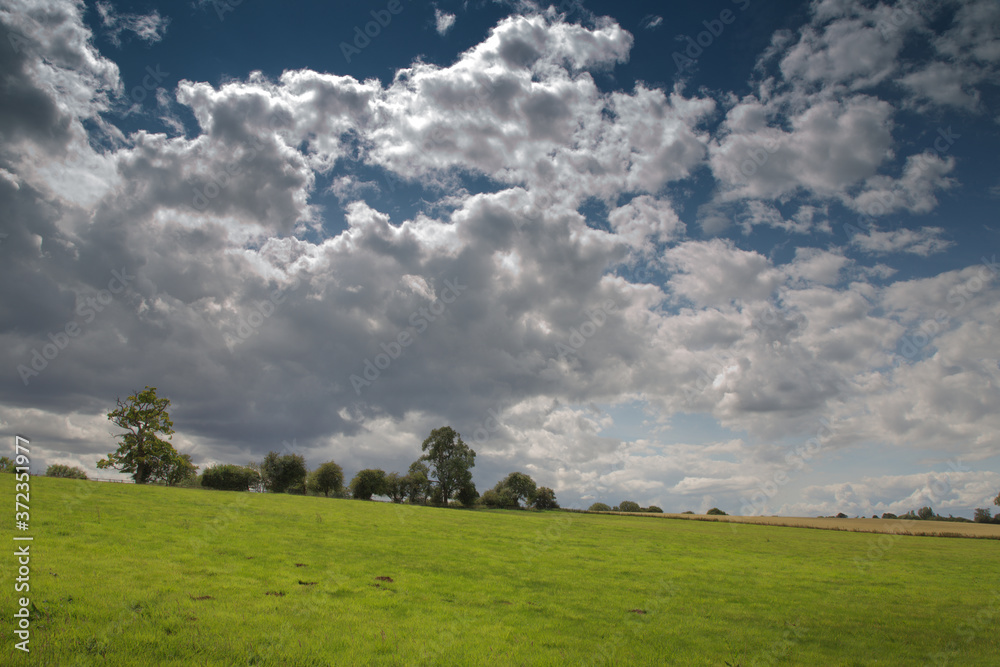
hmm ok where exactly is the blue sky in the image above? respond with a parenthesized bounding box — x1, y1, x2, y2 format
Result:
(2, 0, 999, 516)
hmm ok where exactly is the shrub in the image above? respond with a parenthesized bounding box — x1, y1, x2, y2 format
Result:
(202, 464, 256, 491)
(681, 510, 694, 514)
(46, 464, 88, 479)
(588, 502, 612, 512)
(618, 501, 641, 513)
(706, 508, 728, 516)
(533, 487, 559, 510)
(646, 505, 663, 513)
(479, 489, 501, 508)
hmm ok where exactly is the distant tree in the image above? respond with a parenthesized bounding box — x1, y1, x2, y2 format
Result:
(994, 492, 999, 507)
(479, 489, 501, 508)
(420, 426, 476, 507)
(917, 506, 935, 520)
(532, 487, 559, 510)
(681, 510, 695, 515)
(350, 468, 387, 500)
(835, 512, 848, 519)
(618, 501, 641, 513)
(646, 505, 663, 513)
(706, 508, 728, 516)
(98, 386, 186, 483)
(384, 472, 407, 503)
(308, 461, 345, 497)
(456, 481, 479, 507)
(973, 508, 992, 523)
(881, 513, 898, 519)
(0, 456, 14, 473)
(405, 461, 432, 504)
(163, 453, 198, 486)
(201, 464, 257, 491)
(494, 472, 537, 508)
(46, 464, 88, 479)
(588, 502, 612, 512)
(260, 451, 307, 493)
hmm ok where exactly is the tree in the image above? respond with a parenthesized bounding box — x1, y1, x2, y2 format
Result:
(533, 487, 559, 510)
(405, 461, 432, 504)
(98, 386, 185, 483)
(973, 508, 992, 523)
(706, 507, 728, 516)
(494, 472, 537, 508)
(588, 502, 611, 512)
(994, 492, 999, 507)
(308, 461, 345, 497)
(618, 500, 641, 513)
(350, 468, 387, 500)
(202, 464, 256, 491)
(420, 426, 476, 507)
(46, 464, 88, 479)
(0, 456, 14, 473)
(479, 489, 501, 508)
(260, 451, 307, 493)
(385, 472, 407, 503)
(163, 453, 198, 486)
(917, 506, 935, 520)
(646, 505, 663, 513)
(456, 481, 479, 507)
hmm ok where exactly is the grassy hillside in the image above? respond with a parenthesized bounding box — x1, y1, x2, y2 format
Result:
(1, 476, 998, 665)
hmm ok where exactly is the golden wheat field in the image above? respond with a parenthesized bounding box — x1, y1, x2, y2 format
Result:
(599, 512, 1000, 538)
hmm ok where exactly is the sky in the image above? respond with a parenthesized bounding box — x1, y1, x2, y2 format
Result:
(1, 0, 999, 517)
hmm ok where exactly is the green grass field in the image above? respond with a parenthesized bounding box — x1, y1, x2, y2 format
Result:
(2, 476, 998, 666)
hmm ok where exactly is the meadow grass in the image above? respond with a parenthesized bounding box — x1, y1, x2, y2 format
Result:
(1, 476, 998, 665)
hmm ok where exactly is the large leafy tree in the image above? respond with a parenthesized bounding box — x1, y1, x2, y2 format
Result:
(420, 426, 476, 506)
(494, 472, 537, 508)
(261, 452, 307, 493)
(532, 487, 559, 510)
(350, 468, 387, 500)
(308, 461, 345, 497)
(98, 386, 184, 484)
(405, 461, 432, 504)
(163, 453, 198, 486)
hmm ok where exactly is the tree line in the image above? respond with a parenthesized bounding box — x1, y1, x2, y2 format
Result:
(84, 388, 559, 510)
(19, 387, 1000, 520)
